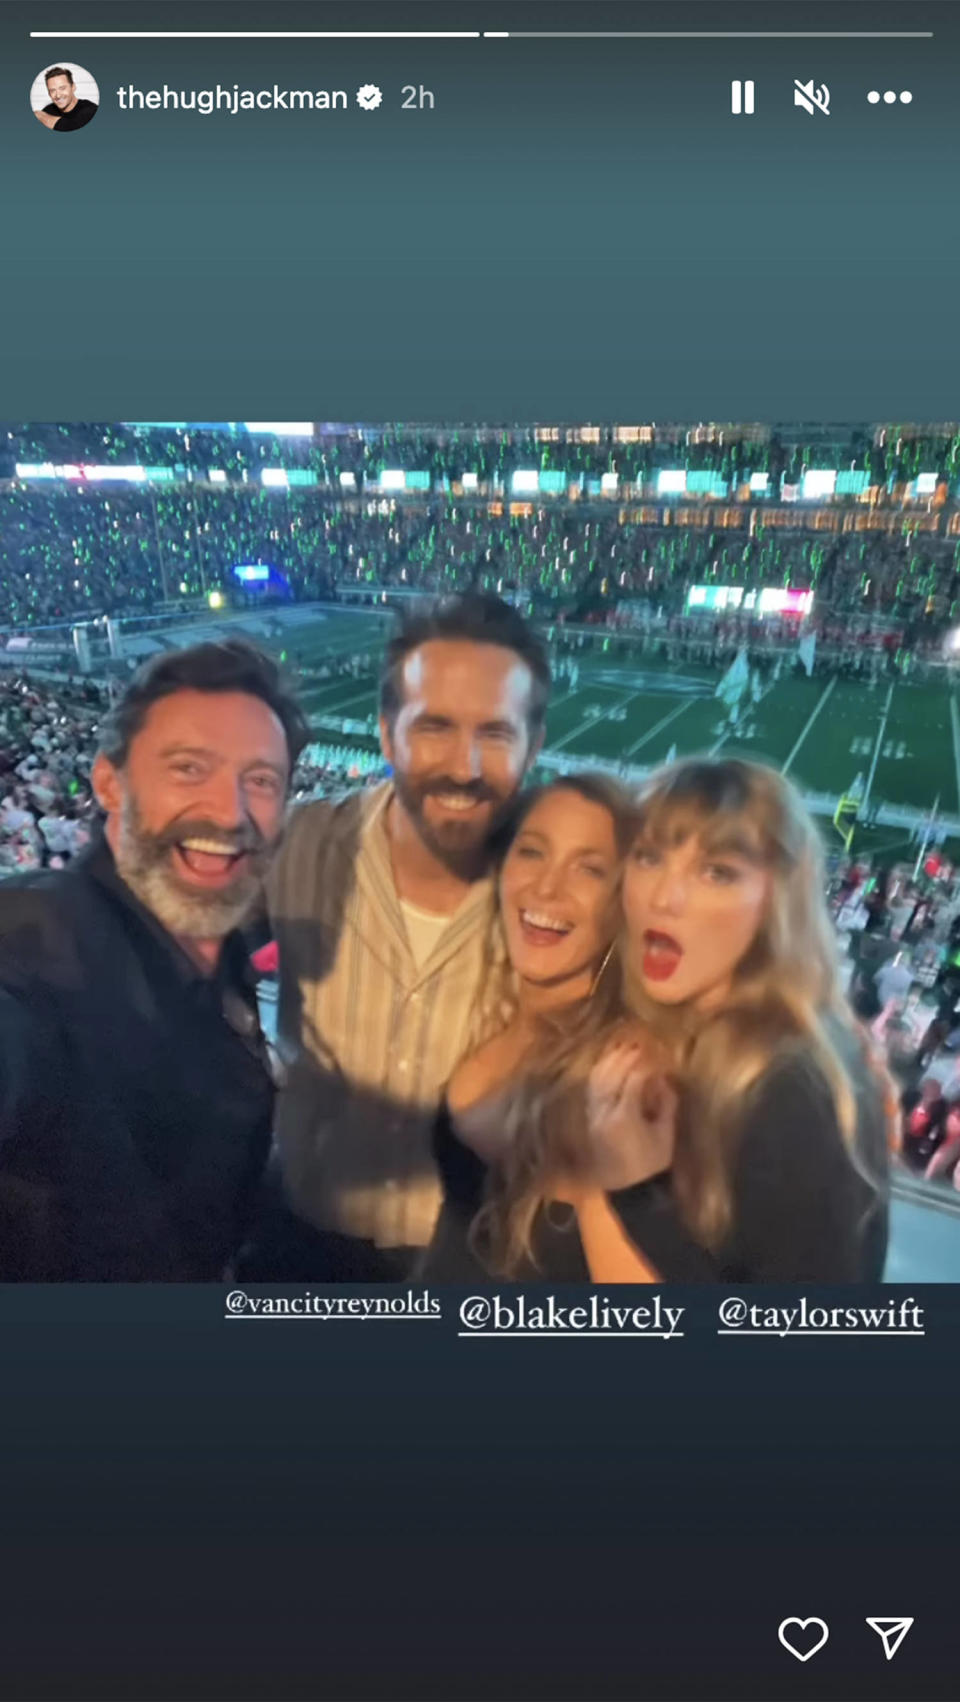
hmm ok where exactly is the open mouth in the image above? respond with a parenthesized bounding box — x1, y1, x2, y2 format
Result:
(519, 908, 574, 948)
(172, 838, 250, 887)
(427, 792, 486, 815)
(642, 928, 684, 981)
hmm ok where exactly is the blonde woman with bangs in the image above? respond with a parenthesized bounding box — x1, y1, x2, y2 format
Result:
(422, 773, 680, 1282)
(602, 756, 893, 1282)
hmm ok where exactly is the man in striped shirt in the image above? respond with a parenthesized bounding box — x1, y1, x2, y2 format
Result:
(266, 594, 550, 1278)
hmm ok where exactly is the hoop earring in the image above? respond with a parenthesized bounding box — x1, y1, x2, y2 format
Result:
(589, 942, 615, 998)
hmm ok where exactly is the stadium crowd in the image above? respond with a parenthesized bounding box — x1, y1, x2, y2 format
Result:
(8, 421, 960, 491)
(835, 852, 960, 1189)
(0, 674, 101, 873)
(2, 424, 960, 634)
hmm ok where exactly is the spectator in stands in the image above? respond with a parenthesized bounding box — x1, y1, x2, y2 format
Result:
(0, 640, 308, 1279)
(902, 1077, 948, 1172)
(925, 1095, 960, 1186)
(871, 997, 923, 1090)
(876, 950, 914, 1008)
(263, 593, 550, 1281)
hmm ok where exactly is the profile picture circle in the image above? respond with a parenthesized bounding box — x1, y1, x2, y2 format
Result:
(30, 63, 99, 133)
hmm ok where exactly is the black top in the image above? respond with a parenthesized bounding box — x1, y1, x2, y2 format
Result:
(0, 837, 274, 1280)
(423, 1027, 890, 1284)
(43, 98, 98, 132)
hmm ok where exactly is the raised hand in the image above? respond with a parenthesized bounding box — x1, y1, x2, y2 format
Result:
(584, 1037, 677, 1190)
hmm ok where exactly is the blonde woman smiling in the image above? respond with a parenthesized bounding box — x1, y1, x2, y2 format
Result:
(423, 775, 676, 1282)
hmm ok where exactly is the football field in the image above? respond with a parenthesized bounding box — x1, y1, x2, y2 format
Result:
(248, 610, 960, 827)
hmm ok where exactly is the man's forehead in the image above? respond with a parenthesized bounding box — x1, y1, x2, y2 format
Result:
(402, 639, 531, 698)
(134, 689, 287, 751)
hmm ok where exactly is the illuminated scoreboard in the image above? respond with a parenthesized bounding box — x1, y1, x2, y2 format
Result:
(685, 585, 814, 616)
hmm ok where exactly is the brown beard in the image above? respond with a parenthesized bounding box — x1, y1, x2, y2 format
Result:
(390, 769, 515, 879)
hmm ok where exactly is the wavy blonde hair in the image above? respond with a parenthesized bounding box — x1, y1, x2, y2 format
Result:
(467, 773, 645, 1275)
(624, 757, 895, 1249)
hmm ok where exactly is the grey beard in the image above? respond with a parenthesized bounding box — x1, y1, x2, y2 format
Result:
(118, 854, 261, 939)
(114, 797, 268, 939)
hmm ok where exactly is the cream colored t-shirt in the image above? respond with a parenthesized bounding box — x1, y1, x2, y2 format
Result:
(400, 897, 454, 972)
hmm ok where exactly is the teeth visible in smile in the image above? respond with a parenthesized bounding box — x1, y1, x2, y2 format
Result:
(179, 838, 243, 856)
(522, 909, 572, 934)
(433, 794, 477, 811)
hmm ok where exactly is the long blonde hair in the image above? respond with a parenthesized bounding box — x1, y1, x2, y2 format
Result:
(469, 773, 643, 1275)
(625, 756, 893, 1249)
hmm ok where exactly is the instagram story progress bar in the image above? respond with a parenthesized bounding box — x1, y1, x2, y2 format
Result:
(27, 29, 934, 39)
(731, 79, 755, 113)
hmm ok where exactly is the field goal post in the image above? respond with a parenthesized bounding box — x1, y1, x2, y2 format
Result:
(833, 795, 859, 852)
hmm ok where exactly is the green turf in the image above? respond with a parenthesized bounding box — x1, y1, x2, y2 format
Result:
(244, 611, 959, 819)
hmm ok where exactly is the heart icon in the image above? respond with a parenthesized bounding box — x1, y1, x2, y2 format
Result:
(778, 1618, 829, 1662)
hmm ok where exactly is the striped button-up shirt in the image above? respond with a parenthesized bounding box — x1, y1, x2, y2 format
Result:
(267, 781, 500, 1248)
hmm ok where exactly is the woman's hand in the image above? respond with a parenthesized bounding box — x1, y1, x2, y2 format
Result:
(584, 1039, 677, 1190)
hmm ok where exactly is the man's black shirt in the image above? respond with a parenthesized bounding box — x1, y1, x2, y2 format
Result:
(42, 98, 97, 132)
(0, 837, 274, 1279)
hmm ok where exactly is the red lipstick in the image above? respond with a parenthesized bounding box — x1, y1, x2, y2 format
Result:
(642, 928, 683, 982)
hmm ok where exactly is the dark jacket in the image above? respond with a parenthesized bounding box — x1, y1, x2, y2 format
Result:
(424, 1025, 890, 1284)
(0, 838, 274, 1280)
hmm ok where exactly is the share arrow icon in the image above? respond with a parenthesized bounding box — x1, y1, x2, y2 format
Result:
(866, 1618, 914, 1661)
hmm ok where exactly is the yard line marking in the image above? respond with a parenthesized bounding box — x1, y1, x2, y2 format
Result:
(624, 696, 695, 759)
(950, 694, 960, 819)
(300, 679, 378, 712)
(862, 684, 895, 812)
(541, 686, 596, 737)
(307, 684, 377, 718)
(547, 691, 648, 753)
(781, 677, 838, 775)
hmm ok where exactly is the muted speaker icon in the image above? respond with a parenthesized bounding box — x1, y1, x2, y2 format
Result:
(794, 78, 830, 116)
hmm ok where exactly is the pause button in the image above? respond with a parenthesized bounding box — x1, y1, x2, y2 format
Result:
(731, 79, 755, 114)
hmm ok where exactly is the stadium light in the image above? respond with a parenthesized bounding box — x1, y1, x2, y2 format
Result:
(801, 469, 837, 499)
(242, 423, 313, 436)
(657, 470, 686, 495)
(83, 466, 146, 482)
(511, 471, 539, 495)
(16, 463, 82, 480)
